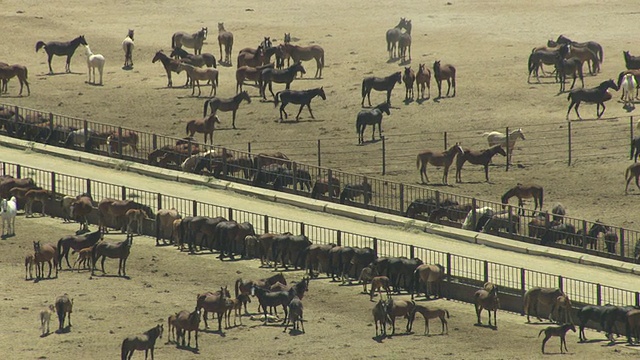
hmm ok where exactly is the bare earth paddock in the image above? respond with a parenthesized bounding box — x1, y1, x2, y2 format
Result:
(1, 0, 640, 358)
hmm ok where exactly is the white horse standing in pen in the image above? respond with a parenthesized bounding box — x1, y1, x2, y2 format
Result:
(0, 196, 17, 237)
(84, 45, 105, 85)
(621, 73, 637, 109)
(482, 128, 526, 164)
(122, 29, 134, 68)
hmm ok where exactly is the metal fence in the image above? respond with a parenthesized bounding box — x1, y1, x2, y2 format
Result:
(1, 103, 639, 264)
(2, 161, 639, 311)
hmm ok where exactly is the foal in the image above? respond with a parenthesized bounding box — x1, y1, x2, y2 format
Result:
(539, 323, 576, 354)
(40, 304, 56, 336)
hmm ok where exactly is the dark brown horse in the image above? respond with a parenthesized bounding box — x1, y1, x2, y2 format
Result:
(197, 287, 230, 332)
(33, 241, 58, 279)
(455, 145, 507, 183)
(202, 91, 252, 129)
(121, 324, 163, 359)
(174, 308, 200, 349)
(361, 71, 402, 107)
(398, 20, 412, 62)
(169, 46, 216, 68)
(0, 64, 30, 96)
(260, 62, 306, 101)
(217, 22, 234, 65)
(91, 236, 133, 277)
(237, 47, 265, 68)
(106, 130, 139, 156)
(402, 66, 415, 100)
(57, 229, 102, 269)
(274, 87, 326, 121)
(555, 56, 584, 93)
(98, 198, 154, 235)
(35, 35, 88, 74)
(623, 51, 640, 70)
(385, 18, 408, 59)
(501, 183, 544, 215)
(415, 63, 431, 100)
(356, 102, 390, 144)
(566, 79, 618, 120)
(280, 43, 324, 78)
(236, 63, 274, 93)
(185, 114, 220, 144)
(152, 50, 183, 87)
(433, 60, 456, 98)
(416, 143, 464, 184)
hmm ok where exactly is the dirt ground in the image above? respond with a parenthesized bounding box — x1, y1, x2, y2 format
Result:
(1, 1, 640, 358)
(1, 216, 638, 360)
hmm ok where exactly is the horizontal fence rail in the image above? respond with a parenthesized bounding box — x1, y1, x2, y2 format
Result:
(3, 161, 639, 316)
(0, 103, 639, 265)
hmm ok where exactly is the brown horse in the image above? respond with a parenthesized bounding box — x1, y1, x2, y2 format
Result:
(501, 183, 544, 215)
(185, 113, 220, 144)
(24, 189, 54, 217)
(549, 295, 574, 324)
(402, 66, 415, 101)
(217, 22, 234, 65)
(152, 50, 183, 87)
(174, 308, 201, 349)
(372, 298, 391, 337)
(310, 176, 340, 199)
(202, 91, 252, 129)
(361, 71, 402, 107)
(433, 60, 456, 98)
(55, 294, 73, 332)
(386, 296, 416, 335)
(236, 63, 274, 93)
(368, 276, 392, 301)
(91, 236, 133, 277)
(57, 229, 102, 269)
(565, 45, 600, 75)
(625, 162, 640, 194)
(106, 130, 139, 156)
(155, 208, 181, 245)
(416, 143, 464, 184)
(260, 61, 306, 101)
(171, 27, 207, 55)
(455, 145, 507, 183)
(398, 20, 412, 62)
(237, 47, 265, 68)
(35, 35, 88, 74)
(176, 63, 219, 97)
(474, 283, 500, 329)
(98, 198, 154, 235)
(415, 63, 431, 100)
(70, 194, 94, 232)
(0, 64, 30, 96)
(121, 324, 163, 360)
(408, 304, 450, 336)
(539, 324, 576, 354)
(197, 287, 230, 332)
(412, 263, 445, 300)
(280, 43, 324, 78)
(523, 287, 566, 323)
(33, 241, 58, 279)
(125, 208, 148, 238)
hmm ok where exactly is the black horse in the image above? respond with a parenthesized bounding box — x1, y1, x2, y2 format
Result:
(356, 102, 391, 144)
(623, 51, 640, 70)
(361, 71, 402, 107)
(631, 136, 640, 162)
(170, 46, 217, 68)
(274, 87, 326, 122)
(339, 181, 373, 205)
(35, 35, 88, 74)
(566, 79, 618, 120)
(260, 61, 306, 101)
(555, 56, 584, 93)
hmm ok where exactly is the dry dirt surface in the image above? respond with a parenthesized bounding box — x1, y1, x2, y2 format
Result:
(1, 0, 640, 229)
(1, 216, 638, 360)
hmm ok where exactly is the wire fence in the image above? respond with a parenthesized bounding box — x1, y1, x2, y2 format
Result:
(1, 103, 639, 264)
(3, 161, 639, 312)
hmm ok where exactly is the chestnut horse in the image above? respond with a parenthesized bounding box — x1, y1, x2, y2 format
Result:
(415, 63, 431, 100)
(98, 198, 154, 235)
(523, 287, 566, 323)
(433, 60, 456, 98)
(177, 63, 219, 97)
(171, 27, 207, 55)
(185, 113, 220, 144)
(236, 63, 274, 93)
(152, 50, 183, 88)
(91, 236, 133, 277)
(106, 130, 139, 156)
(501, 183, 544, 215)
(416, 143, 464, 184)
(0, 64, 30, 96)
(280, 43, 324, 78)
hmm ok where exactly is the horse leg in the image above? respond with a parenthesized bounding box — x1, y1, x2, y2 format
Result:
(303, 103, 313, 120)
(66, 55, 72, 73)
(165, 69, 172, 88)
(597, 102, 606, 118)
(279, 103, 288, 120)
(386, 89, 392, 106)
(232, 110, 237, 129)
(574, 102, 582, 120)
(47, 53, 54, 74)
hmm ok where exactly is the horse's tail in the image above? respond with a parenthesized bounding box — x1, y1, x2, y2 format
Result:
(235, 278, 242, 298)
(155, 213, 161, 241)
(416, 154, 421, 170)
(185, 121, 190, 136)
(91, 243, 99, 272)
(597, 44, 604, 64)
(171, 34, 176, 50)
(361, 79, 367, 99)
(626, 165, 632, 181)
(274, 91, 281, 107)
(523, 289, 532, 317)
(445, 309, 450, 319)
(56, 238, 64, 268)
(35, 41, 46, 53)
(121, 338, 128, 360)
(56, 300, 65, 327)
(539, 188, 544, 209)
(538, 328, 545, 338)
(617, 71, 626, 89)
(203, 99, 210, 117)
(567, 92, 572, 101)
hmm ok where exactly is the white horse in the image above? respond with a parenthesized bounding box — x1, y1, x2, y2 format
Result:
(85, 45, 105, 85)
(621, 73, 637, 108)
(0, 196, 17, 237)
(122, 29, 134, 68)
(482, 128, 525, 163)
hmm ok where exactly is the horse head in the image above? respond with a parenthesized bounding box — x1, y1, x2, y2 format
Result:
(78, 35, 88, 46)
(218, 22, 225, 31)
(127, 29, 134, 40)
(284, 33, 291, 43)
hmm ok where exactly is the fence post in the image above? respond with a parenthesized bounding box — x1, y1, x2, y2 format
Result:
(520, 268, 526, 314)
(558, 275, 564, 293)
(247, 142, 251, 154)
(582, 220, 588, 250)
(399, 184, 404, 215)
(619, 229, 625, 258)
(157, 193, 162, 211)
(631, 117, 635, 160)
(435, 190, 440, 207)
(317, 139, 321, 167)
(636, 291, 640, 307)
(567, 121, 572, 166)
(86, 178, 92, 197)
(336, 230, 342, 246)
(1, 162, 5, 176)
(228, 207, 233, 221)
(446, 253, 452, 278)
(471, 198, 477, 231)
(410, 245, 415, 259)
(263, 214, 269, 234)
(83, 120, 89, 152)
(16, 164, 21, 178)
(121, 186, 127, 200)
(222, 148, 228, 179)
(327, 169, 334, 200)
(292, 162, 298, 191)
(192, 200, 198, 217)
(50, 172, 56, 194)
(381, 135, 386, 176)
(152, 134, 158, 151)
(508, 205, 514, 234)
(443, 131, 448, 150)
(48, 112, 54, 135)
(373, 238, 378, 257)
(118, 127, 123, 159)
(300, 222, 305, 236)
(505, 126, 510, 172)
(596, 284, 602, 306)
(483, 260, 489, 284)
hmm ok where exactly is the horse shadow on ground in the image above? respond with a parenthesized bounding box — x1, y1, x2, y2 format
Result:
(403, 98, 415, 105)
(398, 59, 411, 66)
(55, 325, 72, 334)
(84, 82, 104, 87)
(40, 331, 54, 338)
(386, 57, 400, 64)
(201, 328, 227, 337)
(33, 276, 57, 284)
(1, 233, 15, 239)
(174, 343, 200, 354)
(121, 65, 133, 71)
(473, 323, 497, 331)
(578, 338, 608, 344)
(622, 102, 636, 112)
(44, 71, 84, 76)
(416, 97, 431, 104)
(418, 182, 454, 188)
(284, 328, 304, 336)
(218, 61, 233, 68)
(0, 94, 27, 99)
(276, 118, 325, 124)
(357, 138, 382, 146)
(153, 86, 189, 91)
(90, 273, 131, 280)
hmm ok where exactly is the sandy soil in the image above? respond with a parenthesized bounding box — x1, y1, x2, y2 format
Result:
(1, 0, 640, 358)
(2, 216, 638, 360)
